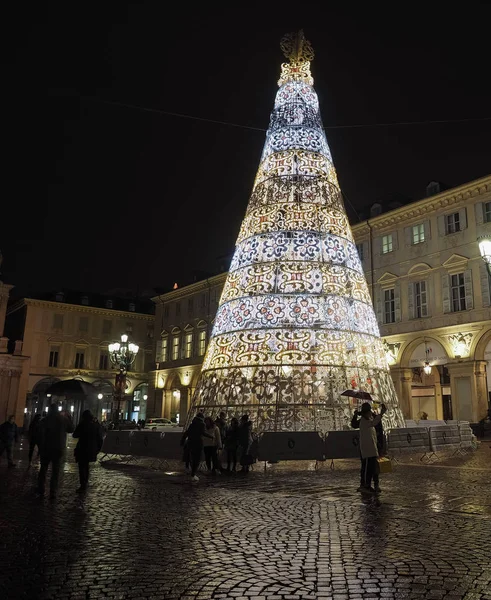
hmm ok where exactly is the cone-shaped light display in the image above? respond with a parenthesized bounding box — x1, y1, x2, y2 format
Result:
(189, 31, 404, 433)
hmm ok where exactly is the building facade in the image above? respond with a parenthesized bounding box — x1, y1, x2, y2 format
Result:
(0, 277, 29, 426)
(148, 175, 491, 425)
(7, 292, 155, 424)
(147, 275, 226, 424)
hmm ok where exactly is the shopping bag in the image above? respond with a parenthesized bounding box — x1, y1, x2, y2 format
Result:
(377, 456, 392, 473)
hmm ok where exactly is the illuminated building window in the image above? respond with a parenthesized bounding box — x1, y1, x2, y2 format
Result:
(198, 330, 206, 356)
(184, 333, 193, 358)
(451, 273, 466, 311)
(75, 352, 85, 369)
(161, 338, 168, 362)
(412, 224, 425, 244)
(99, 353, 109, 370)
(445, 212, 460, 234)
(415, 281, 428, 318)
(484, 202, 491, 223)
(384, 288, 395, 323)
(49, 348, 59, 368)
(382, 235, 393, 254)
(172, 336, 180, 361)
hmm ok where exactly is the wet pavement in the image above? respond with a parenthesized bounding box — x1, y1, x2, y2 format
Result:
(1, 437, 491, 600)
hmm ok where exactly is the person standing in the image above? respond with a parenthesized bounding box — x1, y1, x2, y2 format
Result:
(37, 404, 74, 499)
(203, 416, 222, 475)
(238, 414, 253, 473)
(224, 417, 239, 472)
(28, 413, 43, 466)
(72, 410, 104, 493)
(181, 412, 212, 482)
(0, 415, 18, 468)
(359, 401, 387, 494)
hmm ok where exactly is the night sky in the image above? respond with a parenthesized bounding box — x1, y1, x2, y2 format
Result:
(3, 3, 491, 299)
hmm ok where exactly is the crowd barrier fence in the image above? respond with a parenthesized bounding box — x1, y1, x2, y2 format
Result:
(99, 421, 477, 470)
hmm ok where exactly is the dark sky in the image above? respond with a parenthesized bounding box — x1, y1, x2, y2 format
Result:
(2, 2, 491, 298)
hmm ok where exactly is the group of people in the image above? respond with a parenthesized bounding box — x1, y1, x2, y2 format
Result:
(1, 405, 104, 499)
(181, 412, 254, 481)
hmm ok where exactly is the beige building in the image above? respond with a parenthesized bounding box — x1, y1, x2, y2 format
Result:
(7, 291, 155, 424)
(0, 276, 29, 426)
(150, 175, 491, 425)
(147, 275, 226, 425)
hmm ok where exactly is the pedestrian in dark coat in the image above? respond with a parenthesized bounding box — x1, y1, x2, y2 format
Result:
(28, 414, 43, 465)
(181, 412, 212, 482)
(37, 404, 74, 499)
(224, 417, 239, 472)
(0, 415, 18, 468)
(238, 414, 253, 473)
(73, 410, 104, 492)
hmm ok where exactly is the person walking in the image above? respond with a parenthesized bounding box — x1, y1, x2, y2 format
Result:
(0, 415, 18, 468)
(72, 410, 104, 493)
(359, 401, 387, 494)
(238, 414, 253, 473)
(203, 416, 222, 475)
(224, 417, 239, 473)
(37, 404, 74, 499)
(28, 413, 43, 466)
(181, 412, 212, 482)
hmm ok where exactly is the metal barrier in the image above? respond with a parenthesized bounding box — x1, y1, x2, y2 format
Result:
(387, 427, 431, 462)
(258, 432, 325, 466)
(427, 424, 461, 461)
(324, 430, 360, 468)
(99, 431, 133, 461)
(99, 421, 477, 471)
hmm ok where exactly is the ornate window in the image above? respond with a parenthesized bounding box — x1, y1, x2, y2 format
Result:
(99, 353, 109, 370)
(382, 235, 393, 254)
(161, 337, 169, 362)
(450, 273, 466, 311)
(198, 330, 206, 356)
(184, 333, 193, 358)
(445, 212, 460, 234)
(415, 281, 428, 317)
(75, 352, 85, 369)
(384, 288, 395, 323)
(49, 348, 59, 368)
(412, 224, 425, 244)
(172, 336, 180, 361)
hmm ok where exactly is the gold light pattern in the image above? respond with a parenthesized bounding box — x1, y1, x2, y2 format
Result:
(189, 31, 404, 433)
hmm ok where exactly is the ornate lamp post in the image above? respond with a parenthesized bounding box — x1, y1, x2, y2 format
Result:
(478, 236, 491, 276)
(108, 334, 139, 423)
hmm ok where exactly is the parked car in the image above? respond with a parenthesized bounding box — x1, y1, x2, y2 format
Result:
(145, 417, 176, 430)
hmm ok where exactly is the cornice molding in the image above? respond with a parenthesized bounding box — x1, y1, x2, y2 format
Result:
(13, 298, 154, 321)
(351, 175, 491, 235)
(152, 273, 228, 304)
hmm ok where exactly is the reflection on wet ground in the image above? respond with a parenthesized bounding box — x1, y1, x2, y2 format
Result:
(1, 438, 490, 599)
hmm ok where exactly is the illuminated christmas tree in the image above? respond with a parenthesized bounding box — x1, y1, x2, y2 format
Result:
(190, 31, 404, 433)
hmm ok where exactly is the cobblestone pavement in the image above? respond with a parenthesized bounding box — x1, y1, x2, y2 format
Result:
(1, 438, 491, 600)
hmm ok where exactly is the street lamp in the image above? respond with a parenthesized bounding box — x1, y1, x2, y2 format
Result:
(478, 236, 491, 276)
(108, 334, 139, 423)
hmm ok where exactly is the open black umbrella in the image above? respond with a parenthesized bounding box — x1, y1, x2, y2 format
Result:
(45, 379, 96, 397)
(340, 389, 373, 401)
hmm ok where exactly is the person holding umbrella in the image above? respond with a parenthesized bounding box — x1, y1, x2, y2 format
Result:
(358, 401, 387, 494)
